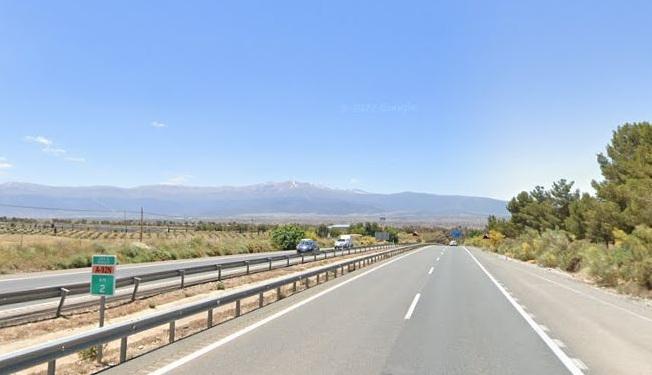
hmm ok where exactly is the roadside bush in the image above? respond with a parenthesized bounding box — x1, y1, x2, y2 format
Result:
(118, 246, 177, 263)
(270, 225, 305, 250)
(78, 344, 106, 361)
(245, 239, 268, 253)
(533, 230, 573, 268)
(582, 243, 620, 287)
(67, 255, 92, 269)
(559, 240, 585, 272)
(613, 226, 652, 288)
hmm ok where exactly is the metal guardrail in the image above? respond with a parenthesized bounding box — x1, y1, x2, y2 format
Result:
(0, 244, 401, 327)
(0, 243, 424, 374)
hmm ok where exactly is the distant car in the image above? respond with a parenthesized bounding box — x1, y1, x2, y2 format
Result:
(296, 239, 320, 253)
(334, 235, 354, 250)
(449, 240, 458, 246)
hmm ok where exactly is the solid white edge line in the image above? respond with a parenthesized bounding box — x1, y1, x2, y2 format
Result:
(428, 266, 434, 275)
(147, 246, 428, 375)
(462, 247, 584, 375)
(404, 293, 421, 320)
(553, 339, 567, 348)
(572, 358, 589, 371)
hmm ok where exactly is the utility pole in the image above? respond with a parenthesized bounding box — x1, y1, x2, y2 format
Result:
(140, 207, 144, 242)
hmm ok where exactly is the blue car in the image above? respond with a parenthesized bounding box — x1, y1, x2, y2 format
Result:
(296, 239, 320, 253)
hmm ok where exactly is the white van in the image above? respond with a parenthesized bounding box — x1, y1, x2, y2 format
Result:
(334, 234, 354, 249)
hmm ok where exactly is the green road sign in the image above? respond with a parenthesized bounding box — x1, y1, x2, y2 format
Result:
(91, 274, 115, 295)
(92, 255, 117, 265)
(90, 255, 117, 296)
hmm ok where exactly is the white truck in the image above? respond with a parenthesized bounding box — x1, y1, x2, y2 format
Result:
(334, 234, 354, 250)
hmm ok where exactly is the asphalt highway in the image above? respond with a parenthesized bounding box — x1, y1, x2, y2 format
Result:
(102, 244, 652, 375)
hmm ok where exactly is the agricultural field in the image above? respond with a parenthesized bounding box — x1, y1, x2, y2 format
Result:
(0, 220, 439, 274)
(0, 223, 276, 274)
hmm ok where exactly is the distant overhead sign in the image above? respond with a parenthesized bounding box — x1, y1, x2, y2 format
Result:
(451, 228, 463, 239)
(90, 255, 117, 296)
(375, 231, 390, 241)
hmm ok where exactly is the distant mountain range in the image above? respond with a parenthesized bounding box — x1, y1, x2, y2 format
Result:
(0, 181, 508, 226)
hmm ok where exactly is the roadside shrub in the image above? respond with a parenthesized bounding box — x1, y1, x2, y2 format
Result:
(487, 230, 505, 250)
(118, 246, 177, 263)
(245, 240, 268, 253)
(533, 230, 573, 268)
(67, 255, 92, 269)
(536, 251, 558, 268)
(559, 240, 586, 272)
(582, 243, 619, 287)
(271, 225, 305, 250)
(78, 344, 106, 361)
(613, 226, 652, 288)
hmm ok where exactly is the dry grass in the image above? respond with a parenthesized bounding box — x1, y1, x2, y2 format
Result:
(0, 228, 384, 274)
(0, 232, 275, 274)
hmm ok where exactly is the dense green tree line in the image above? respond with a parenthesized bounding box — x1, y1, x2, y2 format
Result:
(490, 122, 652, 244)
(474, 122, 652, 290)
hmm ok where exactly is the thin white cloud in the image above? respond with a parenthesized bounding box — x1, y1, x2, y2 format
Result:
(349, 177, 360, 185)
(25, 135, 53, 147)
(24, 135, 85, 163)
(162, 174, 192, 185)
(151, 121, 167, 128)
(0, 157, 12, 173)
(64, 156, 86, 163)
(43, 147, 67, 156)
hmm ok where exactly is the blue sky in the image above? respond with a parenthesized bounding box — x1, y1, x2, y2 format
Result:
(1, 1, 651, 200)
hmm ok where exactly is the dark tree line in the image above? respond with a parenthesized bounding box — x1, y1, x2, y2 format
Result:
(489, 122, 652, 245)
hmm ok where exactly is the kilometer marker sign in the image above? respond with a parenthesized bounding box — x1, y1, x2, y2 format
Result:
(90, 255, 117, 296)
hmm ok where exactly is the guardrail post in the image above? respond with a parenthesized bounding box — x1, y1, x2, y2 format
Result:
(169, 321, 176, 343)
(245, 261, 250, 274)
(235, 300, 241, 316)
(305, 277, 310, 288)
(120, 337, 128, 363)
(313, 253, 317, 262)
(178, 270, 185, 289)
(267, 257, 272, 271)
(47, 360, 56, 375)
(326, 270, 329, 281)
(131, 277, 142, 302)
(259, 292, 264, 308)
(316, 273, 320, 284)
(293, 280, 297, 292)
(276, 287, 281, 299)
(97, 296, 106, 363)
(207, 308, 213, 328)
(56, 288, 69, 318)
(301, 254, 305, 263)
(286, 255, 290, 267)
(217, 264, 222, 281)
